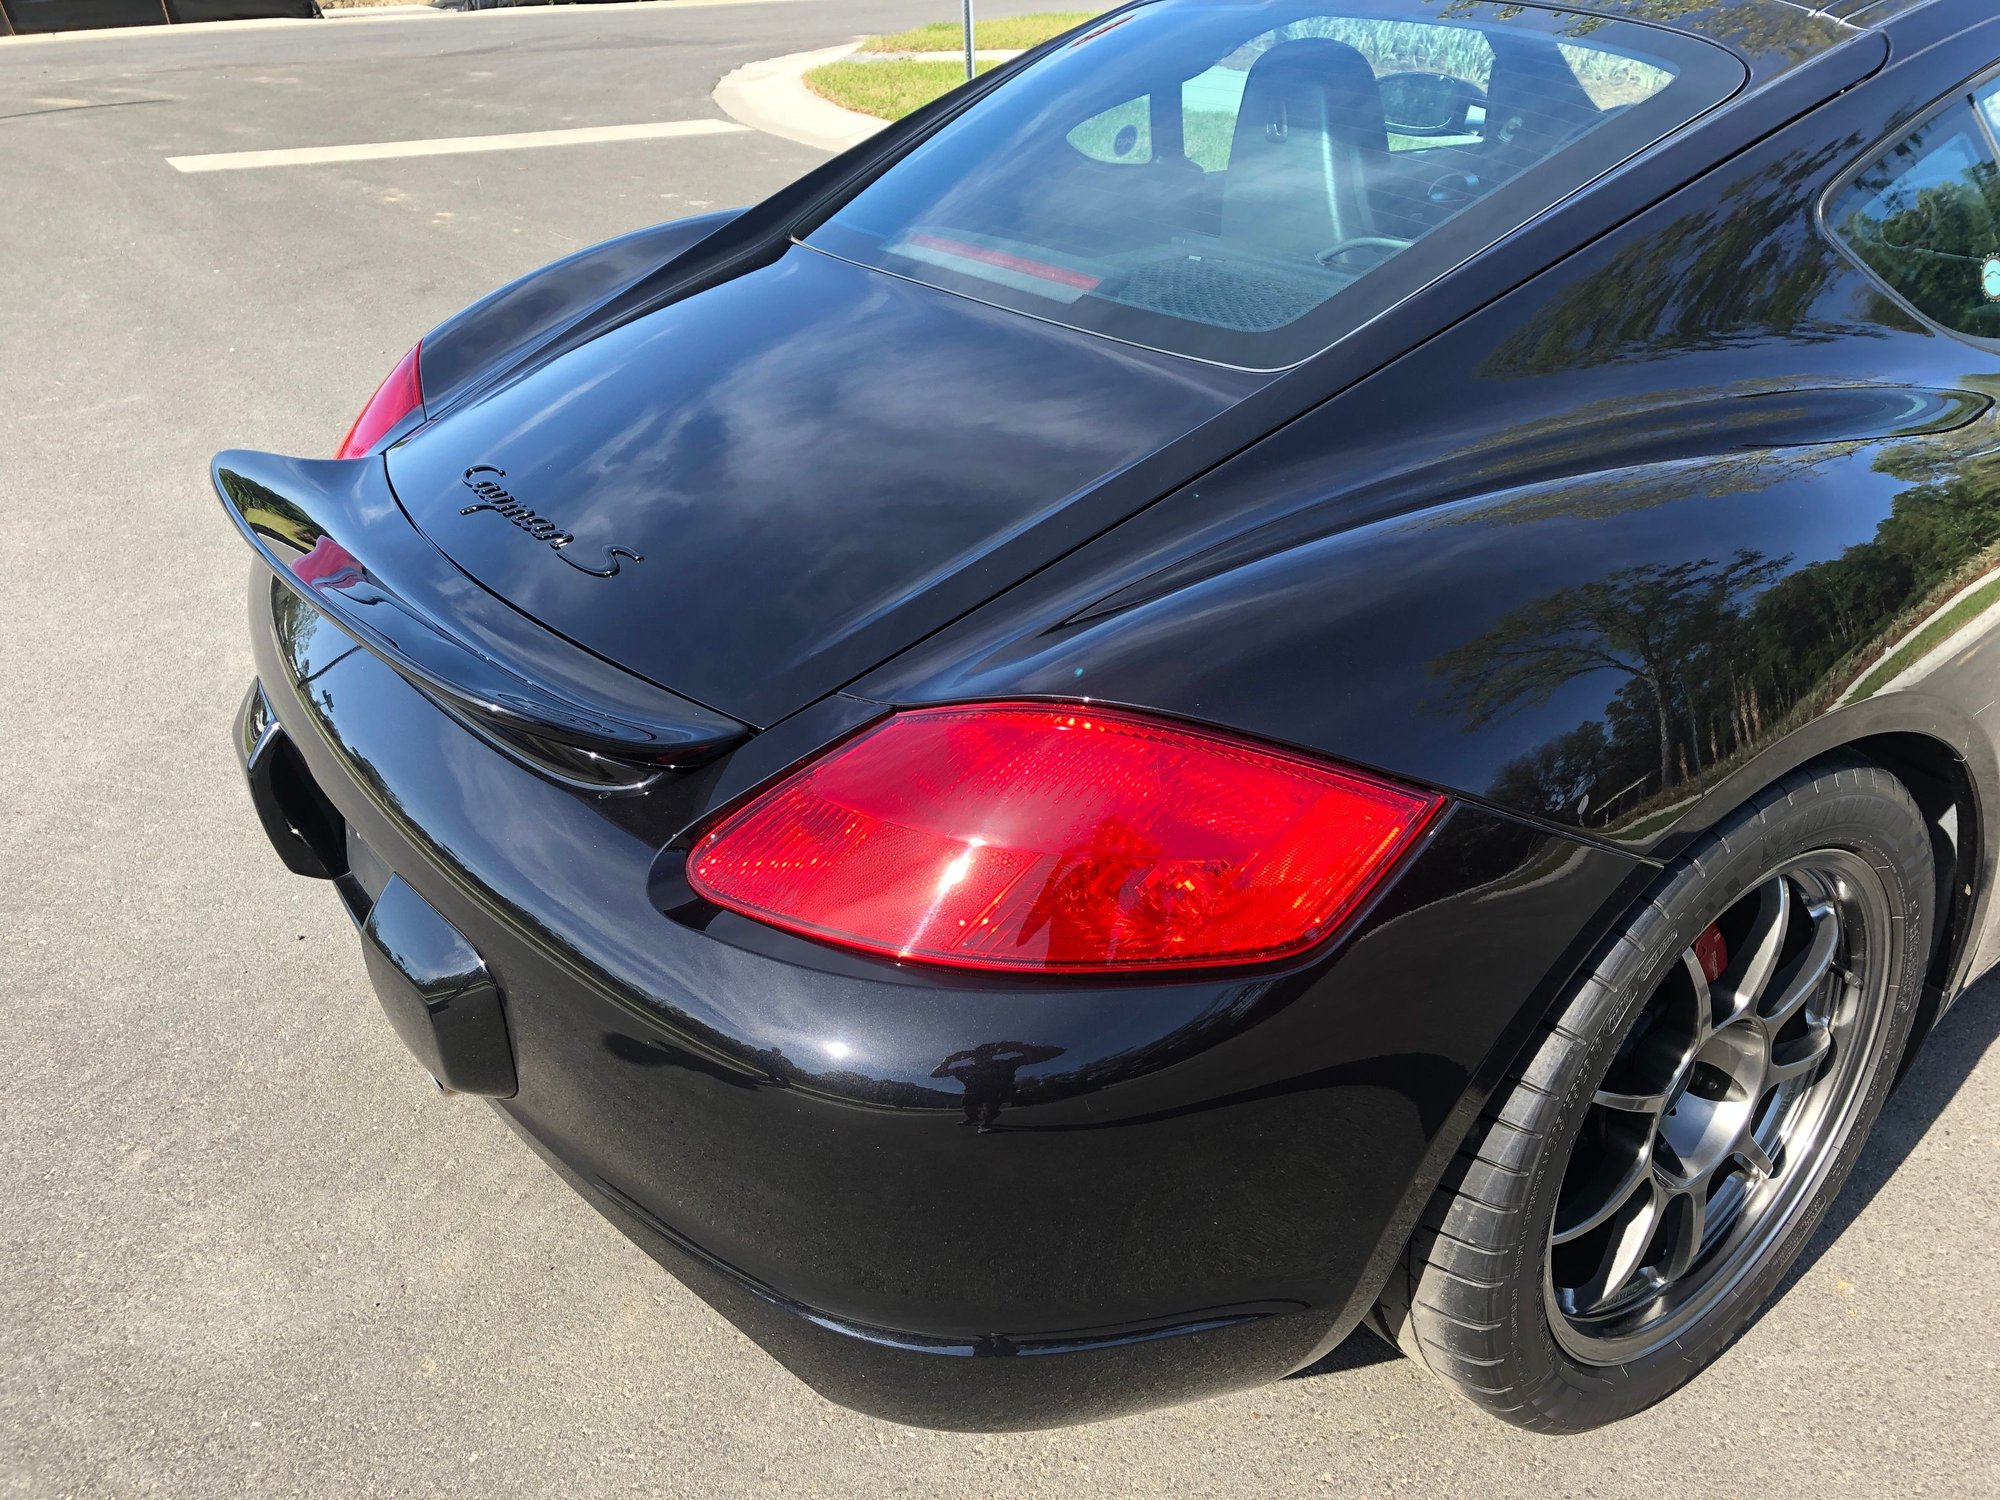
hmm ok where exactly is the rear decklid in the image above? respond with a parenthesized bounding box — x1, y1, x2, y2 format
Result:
(383, 245, 1257, 727)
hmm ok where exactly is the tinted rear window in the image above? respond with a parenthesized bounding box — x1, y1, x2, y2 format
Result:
(803, 0, 1739, 368)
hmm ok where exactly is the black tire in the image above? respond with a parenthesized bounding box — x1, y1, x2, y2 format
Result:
(1374, 757, 1933, 1432)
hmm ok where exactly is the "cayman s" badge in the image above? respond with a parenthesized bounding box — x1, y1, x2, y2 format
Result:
(458, 465, 643, 578)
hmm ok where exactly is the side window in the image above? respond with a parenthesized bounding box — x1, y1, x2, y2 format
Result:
(1066, 96, 1152, 165)
(1299, 19, 1492, 152)
(1827, 104, 2000, 339)
(1180, 64, 1244, 171)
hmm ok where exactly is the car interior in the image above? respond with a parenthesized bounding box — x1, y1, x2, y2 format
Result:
(880, 24, 1651, 338)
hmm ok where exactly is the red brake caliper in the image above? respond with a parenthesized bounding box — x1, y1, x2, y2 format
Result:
(1693, 923, 1729, 984)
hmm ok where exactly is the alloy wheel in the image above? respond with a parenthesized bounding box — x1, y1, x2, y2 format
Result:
(1546, 850, 1894, 1364)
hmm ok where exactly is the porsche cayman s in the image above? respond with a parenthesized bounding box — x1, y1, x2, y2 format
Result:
(223, 0, 2000, 1432)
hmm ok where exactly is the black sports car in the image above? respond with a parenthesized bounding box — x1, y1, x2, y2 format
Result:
(223, 0, 2000, 1433)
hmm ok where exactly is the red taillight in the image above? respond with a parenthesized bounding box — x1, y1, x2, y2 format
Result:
(686, 704, 1443, 973)
(334, 342, 423, 459)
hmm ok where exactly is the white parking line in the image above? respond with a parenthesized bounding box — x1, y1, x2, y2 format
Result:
(166, 116, 747, 172)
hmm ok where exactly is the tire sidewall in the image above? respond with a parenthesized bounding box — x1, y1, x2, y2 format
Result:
(1509, 778, 1931, 1420)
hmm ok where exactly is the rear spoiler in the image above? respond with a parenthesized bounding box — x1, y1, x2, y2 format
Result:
(213, 449, 749, 767)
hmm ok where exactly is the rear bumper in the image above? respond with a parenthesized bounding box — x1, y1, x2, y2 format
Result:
(235, 577, 1643, 1428)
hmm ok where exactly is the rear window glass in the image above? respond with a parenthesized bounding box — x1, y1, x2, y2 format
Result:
(802, 1, 1736, 368)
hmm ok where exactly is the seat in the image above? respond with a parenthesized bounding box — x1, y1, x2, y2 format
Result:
(1220, 38, 1390, 262)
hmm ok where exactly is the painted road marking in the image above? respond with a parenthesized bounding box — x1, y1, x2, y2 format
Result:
(167, 117, 747, 173)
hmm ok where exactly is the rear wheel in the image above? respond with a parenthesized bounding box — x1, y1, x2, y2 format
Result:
(1376, 758, 1933, 1431)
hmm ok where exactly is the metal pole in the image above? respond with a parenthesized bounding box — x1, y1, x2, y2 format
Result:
(962, 0, 975, 80)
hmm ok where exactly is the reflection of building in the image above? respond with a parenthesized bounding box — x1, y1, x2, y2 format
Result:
(0, 0, 317, 36)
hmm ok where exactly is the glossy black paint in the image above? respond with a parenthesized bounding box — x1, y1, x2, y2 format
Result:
(416, 210, 739, 414)
(339, 19, 1895, 747)
(247, 575, 1645, 1423)
(215, 450, 746, 764)
(221, 0, 2000, 1429)
(235, 681, 342, 880)
(386, 247, 1256, 726)
(359, 876, 517, 1098)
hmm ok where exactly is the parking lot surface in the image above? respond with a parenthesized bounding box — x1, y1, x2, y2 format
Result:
(1, 6, 1995, 1496)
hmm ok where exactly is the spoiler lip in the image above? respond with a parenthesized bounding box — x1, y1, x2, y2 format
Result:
(213, 448, 751, 767)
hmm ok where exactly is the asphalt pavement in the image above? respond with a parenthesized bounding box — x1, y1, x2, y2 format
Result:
(1, 5, 1995, 1496)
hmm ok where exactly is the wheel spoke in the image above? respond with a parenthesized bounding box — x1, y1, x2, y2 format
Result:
(1680, 950, 1715, 1042)
(1552, 1142, 1654, 1245)
(1660, 1182, 1709, 1281)
(1761, 901, 1838, 1029)
(1722, 877, 1790, 1024)
(1766, 1028, 1833, 1087)
(1593, 1086, 1669, 1116)
(1563, 1178, 1665, 1316)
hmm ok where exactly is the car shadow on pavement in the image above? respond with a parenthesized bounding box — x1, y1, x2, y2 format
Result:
(1287, 1329, 1400, 1379)
(1777, 971, 2000, 1299)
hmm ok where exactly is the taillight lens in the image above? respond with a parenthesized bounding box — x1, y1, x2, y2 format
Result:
(334, 342, 423, 459)
(687, 703, 1443, 973)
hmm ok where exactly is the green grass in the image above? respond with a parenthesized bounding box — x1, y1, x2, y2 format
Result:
(1850, 569, 2000, 701)
(805, 58, 1000, 121)
(861, 11, 1097, 52)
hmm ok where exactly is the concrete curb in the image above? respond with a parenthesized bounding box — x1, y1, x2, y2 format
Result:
(848, 47, 1024, 61)
(713, 45, 1023, 155)
(714, 41, 883, 155)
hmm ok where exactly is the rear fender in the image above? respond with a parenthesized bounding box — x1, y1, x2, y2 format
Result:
(417, 210, 742, 418)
